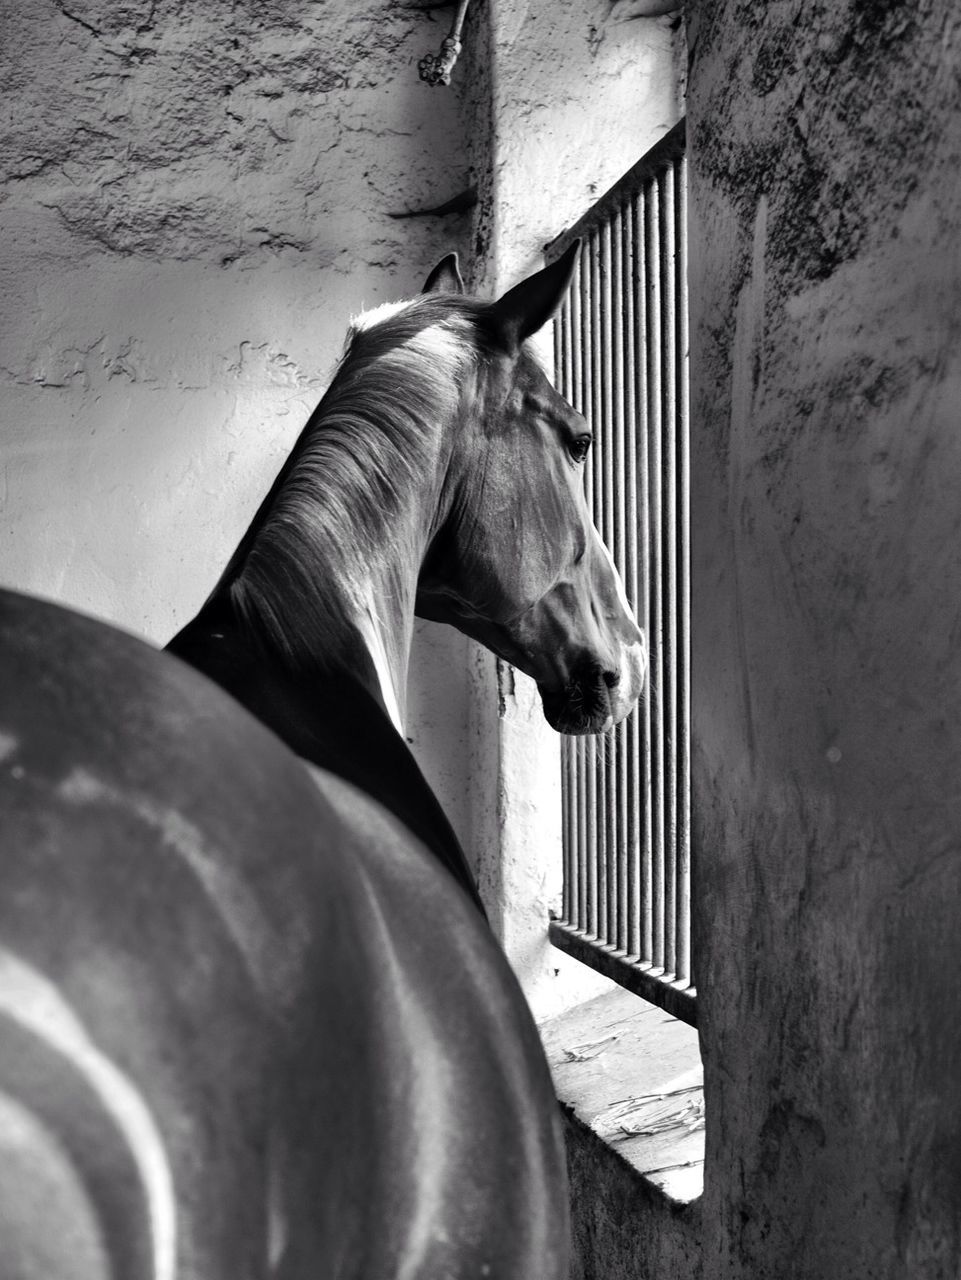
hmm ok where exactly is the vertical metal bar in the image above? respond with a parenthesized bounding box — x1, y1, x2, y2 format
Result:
(571, 263, 588, 932)
(634, 186, 654, 966)
(554, 304, 567, 921)
(599, 219, 618, 949)
(660, 166, 678, 979)
(588, 234, 607, 940)
(559, 299, 572, 927)
(622, 194, 642, 960)
(556, 300, 574, 927)
(675, 154, 692, 986)
(563, 298, 582, 935)
(611, 205, 630, 955)
(646, 176, 666, 974)
(581, 245, 599, 936)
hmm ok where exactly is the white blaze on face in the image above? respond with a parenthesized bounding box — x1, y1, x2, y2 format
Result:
(596, 537, 638, 625)
(595, 537, 647, 723)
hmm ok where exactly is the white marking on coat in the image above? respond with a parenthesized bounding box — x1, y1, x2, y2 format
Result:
(0, 948, 176, 1280)
(351, 299, 415, 334)
(357, 604, 406, 736)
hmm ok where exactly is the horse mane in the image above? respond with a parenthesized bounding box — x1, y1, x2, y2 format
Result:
(228, 293, 490, 673)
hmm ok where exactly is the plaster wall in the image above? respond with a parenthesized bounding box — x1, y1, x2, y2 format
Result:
(0, 0, 476, 850)
(687, 3, 961, 1275)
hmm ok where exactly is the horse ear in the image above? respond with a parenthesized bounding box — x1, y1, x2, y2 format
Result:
(489, 240, 581, 349)
(423, 253, 465, 295)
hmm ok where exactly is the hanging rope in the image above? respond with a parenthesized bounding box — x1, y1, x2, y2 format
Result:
(418, 0, 471, 86)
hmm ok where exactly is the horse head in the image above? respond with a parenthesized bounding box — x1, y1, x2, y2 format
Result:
(416, 246, 646, 734)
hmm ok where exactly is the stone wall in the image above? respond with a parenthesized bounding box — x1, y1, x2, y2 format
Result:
(687, 3, 961, 1275)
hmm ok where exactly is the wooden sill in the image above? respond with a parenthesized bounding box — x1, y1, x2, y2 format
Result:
(539, 982, 704, 1205)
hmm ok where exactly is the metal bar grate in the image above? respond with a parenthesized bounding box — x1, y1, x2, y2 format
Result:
(548, 120, 695, 1027)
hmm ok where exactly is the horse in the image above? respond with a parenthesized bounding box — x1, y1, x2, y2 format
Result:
(0, 246, 645, 1278)
(166, 245, 646, 911)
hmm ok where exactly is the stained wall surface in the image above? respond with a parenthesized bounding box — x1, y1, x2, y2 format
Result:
(687, 3, 961, 1275)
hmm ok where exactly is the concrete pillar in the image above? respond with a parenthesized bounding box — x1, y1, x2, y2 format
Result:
(687, 3, 961, 1274)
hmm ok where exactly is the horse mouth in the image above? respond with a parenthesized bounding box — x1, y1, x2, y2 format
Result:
(537, 642, 646, 735)
(538, 662, 623, 735)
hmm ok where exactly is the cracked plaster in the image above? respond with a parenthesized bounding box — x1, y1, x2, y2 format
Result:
(2, 1, 466, 268)
(0, 0, 472, 632)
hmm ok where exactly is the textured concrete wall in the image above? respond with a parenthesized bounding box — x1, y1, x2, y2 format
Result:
(0, 0, 476, 848)
(687, 3, 961, 1276)
(564, 1111, 700, 1280)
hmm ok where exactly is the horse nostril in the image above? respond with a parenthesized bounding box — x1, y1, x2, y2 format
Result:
(602, 669, 619, 689)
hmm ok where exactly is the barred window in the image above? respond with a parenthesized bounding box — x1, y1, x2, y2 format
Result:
(547, 121, 695, 1026)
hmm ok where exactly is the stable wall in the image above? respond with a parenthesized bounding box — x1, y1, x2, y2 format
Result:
(0, 0, 476, 849)
(687, 2, 961, 1275)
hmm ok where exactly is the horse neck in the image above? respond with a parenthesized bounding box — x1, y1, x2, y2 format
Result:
(177, 296, 483, 731)
(223, 408, 455, 735)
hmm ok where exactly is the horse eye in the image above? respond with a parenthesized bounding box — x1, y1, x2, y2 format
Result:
(569, 435, 592, 463)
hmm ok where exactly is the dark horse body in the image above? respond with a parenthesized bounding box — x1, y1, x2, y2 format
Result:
(0, 249, 644, 1277)
(169, 592, 477, 914)
(0, 592, 564, 1279)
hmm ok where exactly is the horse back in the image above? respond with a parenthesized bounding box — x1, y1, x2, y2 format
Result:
(0, 590, 568, 1279)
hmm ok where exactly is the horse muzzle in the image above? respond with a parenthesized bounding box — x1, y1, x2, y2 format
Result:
(538, 639, 646, 735)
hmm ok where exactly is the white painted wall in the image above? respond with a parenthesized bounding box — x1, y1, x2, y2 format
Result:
(0, 2, 469, 635)
(0, 0, 478, 850)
